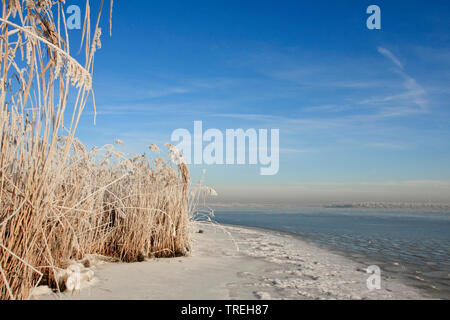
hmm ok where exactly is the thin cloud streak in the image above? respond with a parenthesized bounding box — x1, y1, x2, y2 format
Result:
(377, 47, 404, 69)
(147, 87, 191, 98)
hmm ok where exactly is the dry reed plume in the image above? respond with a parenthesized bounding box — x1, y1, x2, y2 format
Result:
(0, 0, 196, 300)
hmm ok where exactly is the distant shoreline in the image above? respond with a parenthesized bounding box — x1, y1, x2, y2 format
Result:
(207, 202, 450, 211)
(324, 202, 450, 210)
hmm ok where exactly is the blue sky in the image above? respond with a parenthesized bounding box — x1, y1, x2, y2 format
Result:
(70, 0, 450, 205)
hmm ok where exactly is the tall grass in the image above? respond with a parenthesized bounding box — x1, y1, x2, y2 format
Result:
(0, 0, 192, 300)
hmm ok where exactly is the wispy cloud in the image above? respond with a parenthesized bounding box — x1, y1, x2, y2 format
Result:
(147, 86, 191, 98)
(280, 148, 315, 154)
(366, 142, 407, 150)
(377, 47, 404, 69)
(365, 47, 429, 115)
(301, 104, 353, 113)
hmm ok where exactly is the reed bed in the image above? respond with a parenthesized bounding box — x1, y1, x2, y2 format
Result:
(0, 0, 195, 300)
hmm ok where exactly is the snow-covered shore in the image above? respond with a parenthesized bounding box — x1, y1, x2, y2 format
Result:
(37, 222, 429, 300)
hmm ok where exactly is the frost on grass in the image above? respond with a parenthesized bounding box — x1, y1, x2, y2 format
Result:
(0, 0, 204, 300)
